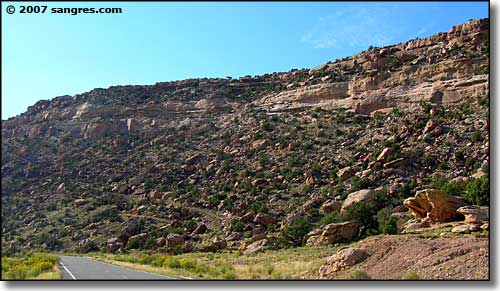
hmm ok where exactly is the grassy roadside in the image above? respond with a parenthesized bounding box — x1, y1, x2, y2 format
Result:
(1, 252, 61, 280)
(89, 244, 346, 280)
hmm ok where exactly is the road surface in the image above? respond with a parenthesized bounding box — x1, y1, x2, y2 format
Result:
(59, 256, 176, 280)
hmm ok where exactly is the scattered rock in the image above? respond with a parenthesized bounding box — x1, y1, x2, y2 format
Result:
(156, 237, 166, 247)
(306, 221, 360, 246)
(239, 212, 255, 223)
(337, 166, 354, 180)
(243, 238, 270, 255)
(166, 234, 184, 248)
(192, 223, 208, 234)
(376, 148, 391, 163)
(74, 199, 87, 206)
(422, 120, 437, 135)
(341, 189, 375, 214)
(124, 219, 140, 235)
(451, 224, 470, 234)
(303, 196, 326, 212)
(254, 213, 276, 226)
(77, 239, 98, 253)
(305, 176, 316, 185)
(319, 248, 367, 277)
(321, 199, 342, 213)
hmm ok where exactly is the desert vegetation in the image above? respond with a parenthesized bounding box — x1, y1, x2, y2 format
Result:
(1, 252, 60, 280)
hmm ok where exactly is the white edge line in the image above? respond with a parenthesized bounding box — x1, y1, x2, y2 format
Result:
(60, 261, 77, 280)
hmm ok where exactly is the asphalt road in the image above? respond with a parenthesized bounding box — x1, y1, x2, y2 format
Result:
(59, 256, 176, 280)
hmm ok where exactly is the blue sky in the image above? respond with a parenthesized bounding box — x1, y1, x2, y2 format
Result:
(1, 1, 488, 119)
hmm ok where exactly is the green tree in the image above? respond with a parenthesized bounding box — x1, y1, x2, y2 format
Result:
(282, 216, 312, 246)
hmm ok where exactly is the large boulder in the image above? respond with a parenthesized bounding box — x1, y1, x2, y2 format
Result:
(242, 239, 270, 255)
(166, 234, 185, 248)
(302, 196, 326, 212)
(185, 153, 203, 165)
(77, 239, 98, 253)
(238, 233, 267, 252)
(124, 218, 140, 235)
(337, 166, 354, 180)
(200, 237, 227, 252)
(341, 189, 375, 214)
(319, 248, 367, 277)
(321, 199, 342, 213)
(254, 213, 276, 226)
(126, 118, 142, 132)
(106, 238, 123, 253)
(192, 223, 208, 234)
(112, 184, 128, 194)
(403, 189, 467, 222)
(239, 212, 255, 223)
(74, 199, 87, 206)
(456, 206, 489, 225)
(306, 221, 360, 246)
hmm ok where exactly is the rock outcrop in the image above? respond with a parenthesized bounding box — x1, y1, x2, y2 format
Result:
(403, 189, 467, 223)
(457, 206, 489, 228)
(254, 19, 488, 114)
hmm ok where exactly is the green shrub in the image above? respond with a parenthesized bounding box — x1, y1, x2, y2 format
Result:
(144, 236, 158, 250)
(267, 236, 290, 249)
(319, 212, 342, 226)
(382, 217, 397, 234)
(402, 271, 421, 280)
(282, 216, 312, 246)
(1, 252, 59, 280)
(150, 254, 166, 267)
(127, 236, 144, 249)
(222, 271, 237, 280)
(232, 219, 245, 232)
(162, 257, 181, 269)
(27, 261, 53, 277)
(114, 254, 137, 263)
(194, 263, 209, 274)
(350, 177, 371, 192)
(463, 175, 489, 206)
(3, 264, 29, 279)
(137, 253, 152, 264)
(350, 269, 371, 280)
(430, 173, 448, 190)
(440, 181, 464, 196)
(376, 207, 397, 234)
(250, 202, 269, 214)
(179, 258, 197, 270)
(434, 174, 489, 207)
(342, 202, 378, 237)
(302, 184, 313, 194)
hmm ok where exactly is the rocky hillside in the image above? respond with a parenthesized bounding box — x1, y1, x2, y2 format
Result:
(1, 18, 489, 274)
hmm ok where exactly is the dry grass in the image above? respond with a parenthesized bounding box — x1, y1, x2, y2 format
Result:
(91, 244, 345, 280)
(30, 265, 61, 280)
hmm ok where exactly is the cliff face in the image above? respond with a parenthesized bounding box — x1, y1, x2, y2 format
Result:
(255, 18, 489, 113)
(1, 19, 489, 258)
(2, 19, 488, 140)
